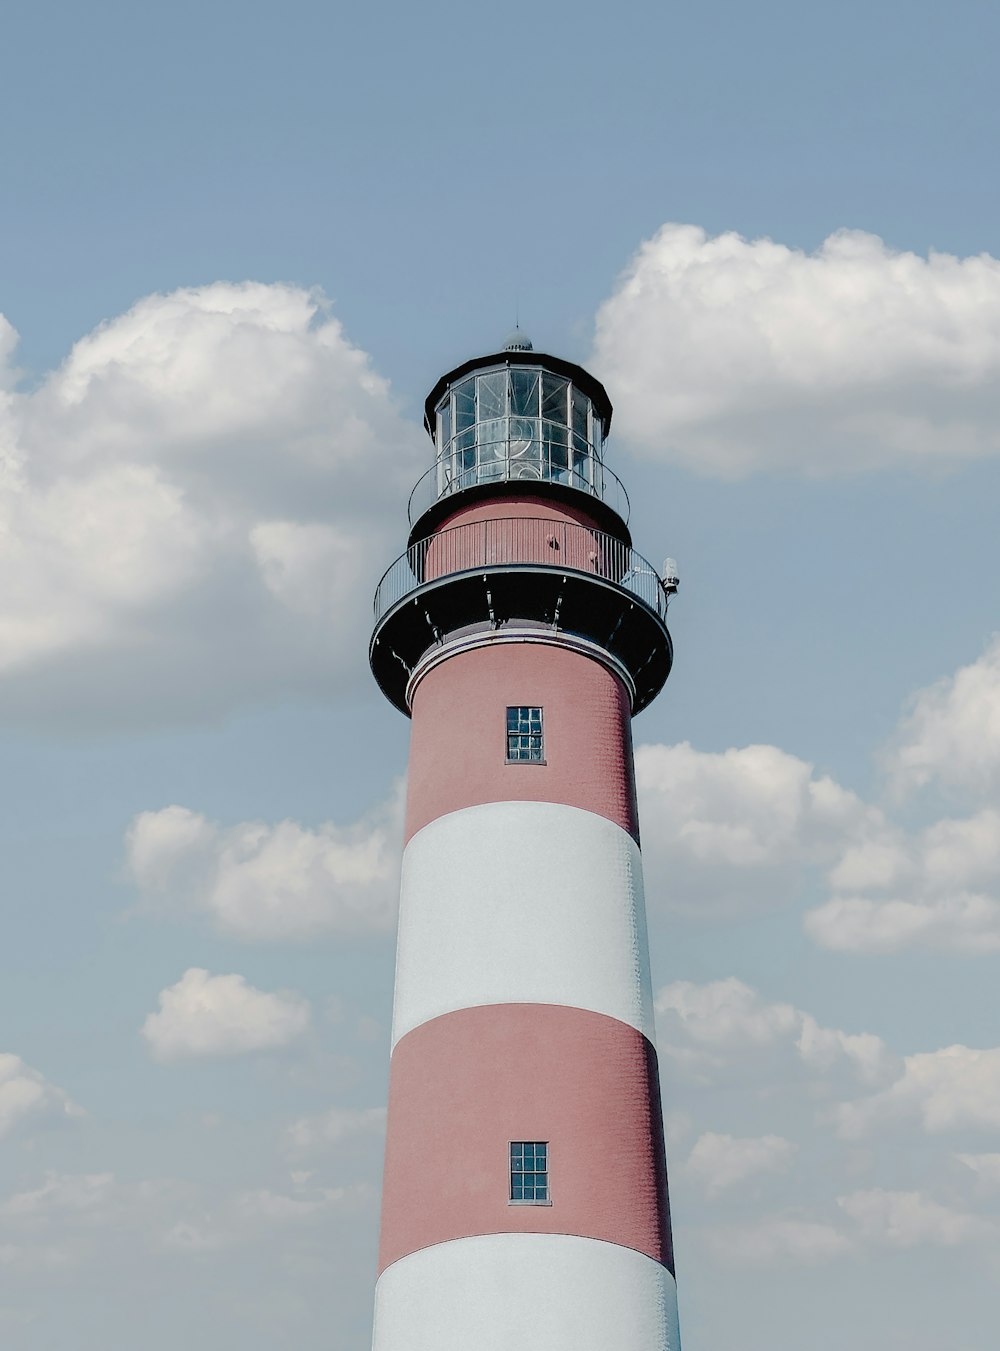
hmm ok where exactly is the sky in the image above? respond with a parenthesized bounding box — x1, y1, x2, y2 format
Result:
(2, 1, 1000, 1346)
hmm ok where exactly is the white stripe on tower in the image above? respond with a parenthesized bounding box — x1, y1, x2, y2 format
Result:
(373, 1235, 681, 1351)
(392, 799, 653, 1046)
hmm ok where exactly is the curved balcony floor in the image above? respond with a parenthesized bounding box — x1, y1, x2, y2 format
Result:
(369, 564, 673, 716)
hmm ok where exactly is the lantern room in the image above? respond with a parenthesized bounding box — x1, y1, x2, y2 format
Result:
(408, 334, 629, 538)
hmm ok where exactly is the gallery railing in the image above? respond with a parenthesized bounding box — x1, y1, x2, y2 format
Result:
(374, 516, 669, 627)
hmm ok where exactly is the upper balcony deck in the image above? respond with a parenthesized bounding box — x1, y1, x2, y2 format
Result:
(371, 516, 674, 716)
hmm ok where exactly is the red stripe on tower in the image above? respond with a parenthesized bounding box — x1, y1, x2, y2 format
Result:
(369, 333, 682, 1351)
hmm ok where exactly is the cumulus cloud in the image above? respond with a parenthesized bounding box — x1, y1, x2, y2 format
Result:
(161, 1180, 373, 1254)
(593, 224, 1000, 477)
(807, 808, 1000, 954)
(836, 1045, 1000, 1138)
(806, 892, 1000, 955)
(284, 1105, 387, 1154)
(802, 637, 1000, 954)
(0, 1172, 119, 1222)
(0, 1055, 82, 1140)
(125, 781, 402, 942)
(0, 1168, 372, 1267)
(705, 1216, 850, 1264)
(635, 741, 873, 915)
(141, 968, 310, 1061)
(0, 283, 423, 726)
(886, 636, 1000, 798)
(685, 1132, 795, 1196)
(956, 1153, 1000, 1191)
(838, 1188, 997, 1248)
(654, 978, 895, 1088)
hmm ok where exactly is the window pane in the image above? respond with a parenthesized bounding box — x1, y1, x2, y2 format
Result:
(454, 378, 475, 429)
(545, 421, 568, 475)
(542, 373, 567, 424)
(591, 406, 604, 447)
(507, 711, 543, 763)
(511, 368, 540, 417)
(478, 418, 506, 468)
(455, 429, 476, 476)
(477, 371, 506, 420)
(573, 434, 590, 478)
(511, 1143, 548, 1202)
(510, 417, 537, 459)
(572, 387, 589, 439)
(437, 401, 451, 448)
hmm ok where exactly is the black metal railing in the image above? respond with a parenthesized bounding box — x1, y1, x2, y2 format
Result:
(407, 451, 630, 526)
(374, 517, 669, 626)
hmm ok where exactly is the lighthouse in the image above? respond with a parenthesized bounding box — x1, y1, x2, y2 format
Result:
(369, 335, 681, 1350)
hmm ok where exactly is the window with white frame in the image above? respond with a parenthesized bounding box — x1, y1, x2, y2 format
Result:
(510, 1141, 549, 1203)
(506, 706, 544, 763)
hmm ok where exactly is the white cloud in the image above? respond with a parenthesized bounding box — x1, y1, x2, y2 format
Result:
(807, 806, 1000, 954)
(635, 741, 872, 915)
(0, 283, 423, 726)
(838, 1188, 997, 1247)
(705, 1216, 850, 1264)
(593, 224, 1000, 477)
(284, 1105, 386, 1154)
(0, 1055, 82, 1140)
(0, 1172, 170, 1233)
(654, 978, 894, 1088)
(956, 1153, 1000, 1191)
(0, 1168, 372, 1267)
(886, 636, 1000, 797)
(161, 1181, 373, 1254)
(837, 1045, 1000, 1138)
(141, 969, 310, 1061)
(800, 639, 1000, 953)
(806, 892, 1000, 955)
(685, 1132, 795, 1195)
(125, 782, 402, 942)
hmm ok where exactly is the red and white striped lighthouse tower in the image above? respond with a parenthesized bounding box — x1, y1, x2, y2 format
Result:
(369, 334, 681, 1350)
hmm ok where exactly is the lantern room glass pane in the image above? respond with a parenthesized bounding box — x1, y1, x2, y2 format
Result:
(437, 401, 451, 448)
(572, 387, 589, 439)
(454, 378, 476, 431)
(511, 368, 540, 417)
(573, 433, 590, 481)
(544, 421, 568, 476)
(477, 370, 506, 420)
(542, 373, 568, 425)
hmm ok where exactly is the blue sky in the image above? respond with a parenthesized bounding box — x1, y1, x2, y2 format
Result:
(2, 2, 1000, 1347)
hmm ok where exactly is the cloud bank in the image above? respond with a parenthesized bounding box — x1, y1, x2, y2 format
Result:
(806, 637, 1000, 953)
(636, 741, 873, 915)
(125, 783, 402, 942)
(0, 283, 423, 726)
(654, 977, 895, 1088)
(593, 224, 1000, 476)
